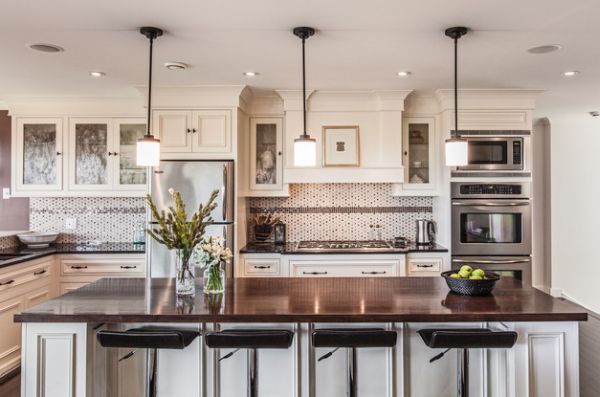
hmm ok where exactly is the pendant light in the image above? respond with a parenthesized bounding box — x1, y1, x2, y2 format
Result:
(136, 26, 163, 167)
(292, 27, 317, 167)
(444, 26, 469, 167)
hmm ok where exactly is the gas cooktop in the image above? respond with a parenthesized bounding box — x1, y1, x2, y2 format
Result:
(296, 240, 395, 252)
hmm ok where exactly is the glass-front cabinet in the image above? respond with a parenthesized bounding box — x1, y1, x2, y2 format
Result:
(393, 116, 438, 195)
(247, 117, 288, 196)
(114, 119, 147, 189)
(15, 118, 64, 192)
(68, 119, 113, 191)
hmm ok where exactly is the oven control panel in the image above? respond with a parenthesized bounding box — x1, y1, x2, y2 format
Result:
(451, 182, 531, 199)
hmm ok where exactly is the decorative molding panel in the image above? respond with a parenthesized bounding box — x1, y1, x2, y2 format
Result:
(527, 332, 565, 397)
(38, 333, 76, 397)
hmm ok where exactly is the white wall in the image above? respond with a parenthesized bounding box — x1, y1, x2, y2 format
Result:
(548, 113, 600, 313)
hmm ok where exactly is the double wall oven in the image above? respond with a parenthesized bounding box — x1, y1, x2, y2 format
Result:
(451, 182, 532, 284)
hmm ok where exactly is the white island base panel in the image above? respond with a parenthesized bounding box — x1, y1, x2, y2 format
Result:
(21, 321, 579, 397)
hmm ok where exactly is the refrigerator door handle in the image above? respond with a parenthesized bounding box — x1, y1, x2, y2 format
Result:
(222, 164, 227, 221)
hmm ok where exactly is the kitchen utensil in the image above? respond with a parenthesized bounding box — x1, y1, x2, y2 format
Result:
(415, 219, 436, 245)
(17, 231, 59, 248)
(441, 270, 500, 296)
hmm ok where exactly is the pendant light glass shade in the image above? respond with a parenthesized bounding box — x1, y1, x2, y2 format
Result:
(294, 136, 317, 167)
(292, 26, 317, 167)
(444, 136, 468, 166)
(136, 135, 161, 167)
(136, 27, 163, 167)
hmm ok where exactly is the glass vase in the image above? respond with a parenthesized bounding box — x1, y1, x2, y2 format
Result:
(174, 249, 195, 295)
(203, 261, 225, 294)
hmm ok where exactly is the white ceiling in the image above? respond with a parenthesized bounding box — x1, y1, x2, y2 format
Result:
(1, 0, 600, 115)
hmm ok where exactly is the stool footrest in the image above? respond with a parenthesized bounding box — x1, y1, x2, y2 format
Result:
(417, 328, 517, 349)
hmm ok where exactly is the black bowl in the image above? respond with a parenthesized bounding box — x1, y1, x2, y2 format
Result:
(441, 270, 500, 296)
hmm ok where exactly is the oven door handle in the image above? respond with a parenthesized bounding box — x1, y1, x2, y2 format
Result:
(452, 201, 530, 207)
(452, 258, 531, 264)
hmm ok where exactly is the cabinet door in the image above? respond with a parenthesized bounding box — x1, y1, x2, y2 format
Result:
(68, 118, 114, 190)
(0, 296, 24, 377)
(290, 259, 399, 277)
(15, 118, 64, 192)
(153, 110, 192, 153)
(250, 118, 284, 191)
(113, 119, 148, 190)
(191, 110, 231, 153)
(402, 117, 436, 191)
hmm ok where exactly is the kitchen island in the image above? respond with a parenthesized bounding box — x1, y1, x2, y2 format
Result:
(15, 276, 586, 397)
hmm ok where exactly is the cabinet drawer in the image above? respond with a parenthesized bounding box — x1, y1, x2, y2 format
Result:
(290, 259, 398, 277)
(244, 258, 280, 276)
(0, 260, 53, 293)
(60, 282, 90, 295)
(407, 258, 442, 276)
(61, 258, 144, 276)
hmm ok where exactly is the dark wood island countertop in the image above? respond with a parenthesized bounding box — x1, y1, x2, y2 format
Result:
(14, 277, 587, 323)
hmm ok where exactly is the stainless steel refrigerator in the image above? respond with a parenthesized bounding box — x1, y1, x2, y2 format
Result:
(147, 160, 235, 278)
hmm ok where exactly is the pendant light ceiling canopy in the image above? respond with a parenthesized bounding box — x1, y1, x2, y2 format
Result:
(136, 26, 163, 167)
(444, 26, 469, 167)
(292, 26, 317, 167)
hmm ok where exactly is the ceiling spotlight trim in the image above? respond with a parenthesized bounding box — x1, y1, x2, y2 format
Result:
(89, 71, 106, 78)
(27, 43, 64, 53)
(562, 70, 580, 77)
(243, 71, 259, 77)
(164, 61, 188, 71)
(397, 71, 411, 77)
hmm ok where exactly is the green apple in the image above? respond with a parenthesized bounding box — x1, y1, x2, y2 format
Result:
(459, 265, 473, 274)
(450, 273, 460, 279)
(458, 269, 471, 279)
(471, 269, 485, 278)
(469, 275, 483, 280)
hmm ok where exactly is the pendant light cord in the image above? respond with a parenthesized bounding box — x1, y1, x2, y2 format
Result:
(301, 35, 307, 138)
(146, 35, 154, 136)
(453, 35, 458, 139)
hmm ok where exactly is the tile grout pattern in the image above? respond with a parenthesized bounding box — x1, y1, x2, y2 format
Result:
(248, 183, 433, 242)
(29, 197, 146, 243)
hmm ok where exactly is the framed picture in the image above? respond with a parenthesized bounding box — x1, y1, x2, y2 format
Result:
(323, 125, 360, 167)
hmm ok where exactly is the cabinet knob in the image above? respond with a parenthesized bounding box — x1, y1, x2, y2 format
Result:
(186, 128, 191, 133)
(56, 151, 62, 156)
(192, 128, 197, 133)
(107, 152, 112, 156)
(112, 152, 118, 156)
(278, 151, 282, 156)
(404, 151, 408, 156)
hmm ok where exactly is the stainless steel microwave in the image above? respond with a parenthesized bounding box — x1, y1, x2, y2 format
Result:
(458, 137, 524, 171)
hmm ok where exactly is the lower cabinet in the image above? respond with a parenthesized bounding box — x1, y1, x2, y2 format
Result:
(238, 254, 283, 277)
(288, 255, 405, 277)
(406, 253, 446, 277)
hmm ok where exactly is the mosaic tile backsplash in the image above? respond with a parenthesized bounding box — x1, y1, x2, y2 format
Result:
(29, 197, 146, 243)
(248, 183, 433, 242)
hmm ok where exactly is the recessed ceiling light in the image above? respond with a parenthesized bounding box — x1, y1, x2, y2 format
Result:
(527, 44, 562, 54)
(27, 43, 64, 53)
(397, 71, 411, 77)
(562, 70, 580, 77)
(243, 71, 259, 77)
(164, 62, 188, 71)
(89, 71, 106, 78)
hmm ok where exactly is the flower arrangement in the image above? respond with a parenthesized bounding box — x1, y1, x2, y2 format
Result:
(195, 236, 232, 294)
(146, 188, 219, 294)
(253, 213, 281, 241)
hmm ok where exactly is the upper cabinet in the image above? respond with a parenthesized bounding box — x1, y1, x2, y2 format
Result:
(153, 109, 232, 158)
(14, 118, 64, 193)
(247, 117, 288, 196)
(12, 117, 147, 197)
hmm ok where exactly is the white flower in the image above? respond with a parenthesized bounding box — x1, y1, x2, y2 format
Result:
(168, 188, 175, 195)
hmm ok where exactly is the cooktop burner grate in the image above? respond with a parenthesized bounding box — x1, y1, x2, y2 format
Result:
(296, 240, 395, 251)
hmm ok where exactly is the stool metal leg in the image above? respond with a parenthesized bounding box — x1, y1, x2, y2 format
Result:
(148, 348, 158, 397)
(248, 348, 258, 397)
(457, 348, 469, 397)
(348, 347, 357, 397)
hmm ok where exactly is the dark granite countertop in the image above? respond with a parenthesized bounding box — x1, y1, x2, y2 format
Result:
(239, 241, 448, 255)
(14, 276, 587, 323)
(0, 243, 146, 269)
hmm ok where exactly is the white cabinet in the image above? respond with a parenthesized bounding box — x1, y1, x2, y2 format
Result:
(12, 116, 147, 197)
(406, 253, 445, 277)
(239, 254, 283, 277)
(14, 118, 64, 194)
(153, 109, 232, 157)
(392, 117, 439, 196)
(0, 296, 24, 378)
(246, 117, 288, 197)
(287, 255, 405, 277)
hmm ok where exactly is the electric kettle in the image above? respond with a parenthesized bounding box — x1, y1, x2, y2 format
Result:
(415, 219, 436, 245)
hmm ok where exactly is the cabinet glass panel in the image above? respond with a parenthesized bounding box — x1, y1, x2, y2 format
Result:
(22, 123, 58, 185)
(254, 123, 278, 185)
(74, 123, 108, 185)
(118, 123, 146, 185)
(406, 123, 430, 184)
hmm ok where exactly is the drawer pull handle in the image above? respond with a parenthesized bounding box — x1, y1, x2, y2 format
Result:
(361, 271, 387, 275)
(416, 264, 434, 268)
(302, 271, 328, 275)
(120, 265, 137, 269)
(34, 269, 47, 276)
(0, 279, 15, 286)
(70, 265, 88, 269)
(253, 265, 271, 269)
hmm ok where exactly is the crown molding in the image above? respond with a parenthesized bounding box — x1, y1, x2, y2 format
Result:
(5, 96, 144, 117)
(136, 85, 248, 109)
(435, 89, 544, 111)
(276, 90, 412, 112)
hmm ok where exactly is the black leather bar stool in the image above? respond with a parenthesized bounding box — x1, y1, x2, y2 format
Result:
(312, 328, 397, 397)
(205, 329, 294, 397)
(97, 327, 200, 397)
(418, 328, 518, 397)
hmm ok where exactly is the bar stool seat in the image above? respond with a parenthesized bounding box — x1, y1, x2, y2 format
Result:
(417, 328, 517, 397)
(205, 329, 294, 397)
(97, 327, 200, 397)
(312, 328, 397, 397)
